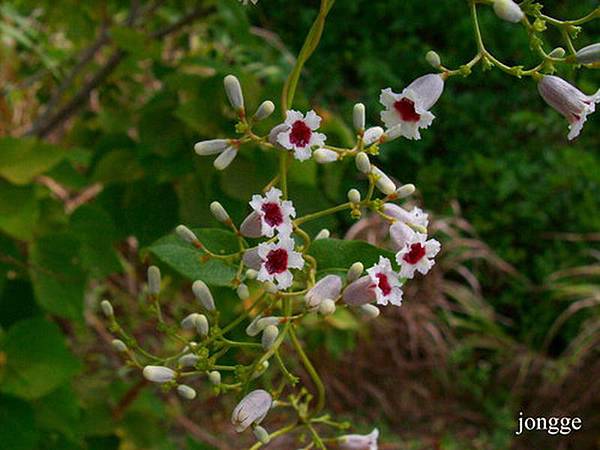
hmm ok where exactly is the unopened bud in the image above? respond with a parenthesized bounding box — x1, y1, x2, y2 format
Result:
(245, 269, 258, 280)
(493, 0, 524, 23)
(263, 281, 278, 294)
(177, 384, 197, 400)
(347, 189, 361, 204)
(181, 313, 201, 330)
(176, 225, 198, 245)
(237, 283, 250, 300)
(355, 152, 371, 174)
(261, 325, 279, 350)
(549, 47, 566, 58)
(231, 389, 272, 432)
(252, 360, 269, 379)
(313, 148, 339, 164)
(372, 166, 396, 195)
(147, 266, 161, 295)
(318, 298, 336, 316)
(394, 183, 415, 198)
(353, 103, 365, 131)
(111, 339, 127, 352)
(224, 74, 244, 111)
(576, 43, 600, 64)
(192, 280, 216, 311)
(358, 303, 380, 320)
(209, 370, 221, 385)
(315, 229, 330, 240)
(210, 201, 230, 223)
(100, 300, 114, 317)
(143, 365, 176, 383)
(194, 139, 229, 156)
(346, 262, 364, 283)
(178, 353, 199, 368)
(426, 50, 441, 68)
(253, 100, 275, 120)
(253, 425, 271, 444)
(195, 314, 209, 336)
(363, 126, 384, 146)
(214, 146, 238, 170)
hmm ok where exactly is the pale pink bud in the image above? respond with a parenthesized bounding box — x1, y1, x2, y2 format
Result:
(143, 366, 176, 383)
(224, 75, 244, 111)
(313, 148, 339, 164)
(231, 389, 272, 432)
(363, 126, 384, 146)
(342, 276, 377, 306)
(240, 211, 262, 238)
(305, 275, 343, 309)
(243, 247, 262, 270)
(338, 428, 379, 449)
(214, 146, 238, 170)
(194, 139, 229, 156)
(493, 0, 524, 23)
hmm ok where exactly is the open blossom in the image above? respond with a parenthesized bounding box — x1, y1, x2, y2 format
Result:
(257, 236, 304, 290)
(366, 256, 403, 306)
(380, 73, 444, 140)
(395, 232, 441, 279)
(231, 389, 272, 432)
(338, 428, 379, 450)
(240, 187, 295, 238)
(537, 75, 600, 140)
(276, 110, 326, 161)
(383, 204, 429, 229)
(305, 274, 343, 309)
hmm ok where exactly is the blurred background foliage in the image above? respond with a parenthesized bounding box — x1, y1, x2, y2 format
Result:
(0, 0, 598, 449)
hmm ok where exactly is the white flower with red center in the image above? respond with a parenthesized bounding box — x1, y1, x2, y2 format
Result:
(380, 73, 445, 140)
(395, 233, 441, 279)
(366, 256, 403, 306)
(276, 110, 327, 161)
(240, 187, 295, 238)
(257, 236, 304, 290)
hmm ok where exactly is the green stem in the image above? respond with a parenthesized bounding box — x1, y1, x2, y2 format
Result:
(289, 325, 325, 415)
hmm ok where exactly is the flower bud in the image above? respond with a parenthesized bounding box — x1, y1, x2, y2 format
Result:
(426, 50, 441, 68)
(100, 300, 114, 317)
(231, 389, 273, 432)
(371, 166, 396, 195)
(192, 280, 215, 311)
(261, 325, 279, 350)
(195, 314, 209, 337)
(576, 43, 600, 64)
(178, 353, 199, 368)
(147, 265, 161, 295)
(194, 139, 229, 156)
(343, 276, 377, 306)
(245, 269, 258, 280)
(253, 100, 275, 120)
(256, 316, 280, 330)
(253, 425, 270, 444)
(493, 0, 524, 23)
(363, 126, 384, 146)
(111, 339, 127, 352)
(251, 360, 270, 379)
(353, 103, 366, 131)
(224, 74, 244, 111)
(263, 281, 278, 294)
(208, 370, 222, 385)
(177, 384, 197, 400)
(143, 365, 176, 383)
(549, 47, 566, 58)
(214, 146, 238, 170)
(305, 275, 343, 309)
(394, 183, 416, 199)
(315, 228, 330, 240)
(210, 201, 229, 224)
(176, 225, 198, 244)
(346, 262, 364, 283)
(181, 313, 202, 330)
(237, 283, 250, 300)
(313, 148, 339, 164)
(355, 152, 371, 174)
(319, 298, 336, 316)
(347, 188, 361, 204)
(338, 428, 379, 449)
(358, 304, 380, 320)
(246, 315, 264, 337)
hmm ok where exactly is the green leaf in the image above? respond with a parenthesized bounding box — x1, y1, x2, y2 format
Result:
(0, 180, 39, 241)
(0, 318, 81, 399)
(0, 137, 67, 185)
(29, 233, 86, 320)
(148, 228, 238, 286)
(34, 384, 82, 442)
(308, 238, 396, 271)
(0, 395, 39, 450)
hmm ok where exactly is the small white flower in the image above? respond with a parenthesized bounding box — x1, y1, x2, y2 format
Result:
(367, 256, 403, 306)
(276, 110, 327, 161)
(305, 274, 343, 309)
(380, 73, 445, 140)
(383, 204, 429, 229)
(231, 389, 272, 432)
(241, 187, 296, 238)
(338, 428, 379, 450)
(395, 233, 441, 279)
(256, 236, 304, 290)
(537, 75, 600, 140)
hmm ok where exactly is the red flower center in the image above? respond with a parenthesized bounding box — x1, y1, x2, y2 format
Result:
(261, 202, 284, 227)
(393, 98, 420, 122)
(375, 273, 392, 296)
(289, 120, 312, 147)
(403, 243, 426, 265)
(265, 248, 288, 274)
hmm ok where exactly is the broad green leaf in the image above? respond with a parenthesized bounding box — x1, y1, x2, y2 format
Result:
(308, 238, 396, 271)
(0, 318, 81, 399)
(148, 228, 238, 286)
(0, 395, 39, 450)
(0, 137, 67, 185)
(92, 149, 144, 184)
(34, 384, 82, 442)
(0, 180, 39, 241)
(0, 280, 41, 329)
(29, 233, 86, 320)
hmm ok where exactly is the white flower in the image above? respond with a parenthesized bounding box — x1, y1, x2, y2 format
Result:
(395, 233, 441, 279)
(380, 73, 445, 140)
(537, 75, 600, 140)
(231, 389, 272, 432)
(276, 110, 327, 161)
(257, 236, 304, 290)
(366, 256, 403, 306)
(339, 428, 379, 449)
(241, 187, 295, 238)
(305, 275, 343, 309)
(383, 204, 429, 229)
